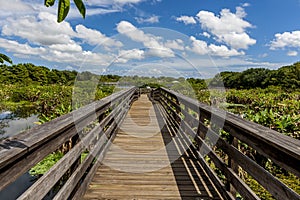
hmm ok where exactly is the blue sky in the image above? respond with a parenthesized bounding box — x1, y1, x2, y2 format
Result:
(0, 0, 300, 78)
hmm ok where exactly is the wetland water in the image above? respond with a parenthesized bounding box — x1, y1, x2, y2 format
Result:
(0, 111, 38, 140)
(0, 110, 38, 199)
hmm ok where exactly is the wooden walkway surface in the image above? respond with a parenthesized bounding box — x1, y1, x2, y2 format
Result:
(83, 94, 223, 200)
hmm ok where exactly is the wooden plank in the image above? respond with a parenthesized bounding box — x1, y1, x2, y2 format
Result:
(0, 87, 136, 191)
(159, 87, 300, 177)
(17, 97, 130, 200)
(157, 103, 233, 200)
(83, 94, 224, 200)
(157, 87, 300, 199)
(194, 116, 300, 200)
(72, 96, 132, 200)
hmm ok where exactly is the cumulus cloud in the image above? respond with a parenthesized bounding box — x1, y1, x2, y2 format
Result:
(119, 49, 145, 60)
(208, 44, 244, 57)
(187, 36, 244, 57)
(0, 0, 144, 21)
(1, 11, 123, 50)
(0, 37, 114, 66)
(0, 38, 46, 56)
(176, 16, 197, 25)
(164, 39, 184, 50)
(187, 36, 209, 55)
(116, 49, 145, 63)
(196, 7, 256, 49)
(0, 0, 32, 12)
(0, 0, 34, 18)
(0, 11, 125, 66)
(85, 0, 144, 7)
(115, 0, 144, 4)
(287, 51, 298, 56)
(68, 7, 120, 19)
(202, 32, 211, 38)
(2, 12, 75, 45)
(76, 25, 123, 47)
(135, 16, 159, 24)
(116, 21, 175, 58)
(49, 42, 82, 53)
(270, 31, 300, 49)
(242, 3, 251, 7)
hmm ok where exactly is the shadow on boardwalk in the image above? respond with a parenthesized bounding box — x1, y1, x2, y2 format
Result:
(153, 101, 223, 200)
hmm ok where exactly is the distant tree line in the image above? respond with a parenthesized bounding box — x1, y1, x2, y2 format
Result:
(0, 63, 120, 85)
(209, 62, 300, 89)
(1, 62, 300, 89)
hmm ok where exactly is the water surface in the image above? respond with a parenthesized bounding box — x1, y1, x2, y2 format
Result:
(0, 110, 38, 140)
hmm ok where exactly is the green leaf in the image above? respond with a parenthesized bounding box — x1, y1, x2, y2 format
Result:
(57, 0, 70, 23)
(0, 53, 13, 64)
(73, 0, 86, 19)
(44, 0, 56, 7)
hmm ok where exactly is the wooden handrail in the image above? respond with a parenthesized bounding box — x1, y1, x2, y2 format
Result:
(0, 87, 138, 199)
(1, 86, 299, 200)
(152, 87, 300, 200)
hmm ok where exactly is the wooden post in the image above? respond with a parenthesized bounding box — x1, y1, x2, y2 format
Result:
(197, 114, 206, 140)
(228, 135, 239, 197)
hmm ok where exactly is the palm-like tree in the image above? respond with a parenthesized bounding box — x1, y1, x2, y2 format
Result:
(0, 53, 12, 64)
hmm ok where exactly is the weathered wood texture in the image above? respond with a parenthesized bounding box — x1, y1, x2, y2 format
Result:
(1, 87, 299, 200)
(0, 87, 138, 199)
(83, 94, 224, 200)
(155, 88, 300, 200)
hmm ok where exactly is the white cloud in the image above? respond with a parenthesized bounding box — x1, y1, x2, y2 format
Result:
(75, 25, 123, 47)
(221, 32, 256, 49)
(0, 0, 32, 12)
(146, 48, 174, 58)
(208, 44, 244, 57)
(114, 0, 144, 5)
(135, 15, 159, 24)
(118, 49, 145, 62)
(176, 16, 197, 25)
(41, 49, 114, 67)
(287, 51, 298, 56)
(187, 36, 209, 55)
(236, 6, 247, 18)
(270, 31, 300, 49)
(0, 0, 139, 21)
(196, 7, 256, 49)
(0, 37, 114, 66)
(85, 0, 144, 7)
(66, 65, 74, 70)
(187, 36, 244, 57)
(0, 0, 34, 19)
(2, 12, 75, 45)
(202, 32, 211, 38)
(116, 21, 175, 58)
(0, 10, 123, 66)
(1, 11, 124, 54)
(0, 38, 46, 56)
(49, 42, 82, 53)
(242, 3, 251, 7)
(122, 49, 144, 59)
(68, 7, 120, 19)
(164, 39, 184, 50)
(80, 51, 114, 66)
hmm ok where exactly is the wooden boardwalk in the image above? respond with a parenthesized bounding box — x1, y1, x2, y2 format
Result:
(83, 95, 223, 200)
(2, 87, 299, 200)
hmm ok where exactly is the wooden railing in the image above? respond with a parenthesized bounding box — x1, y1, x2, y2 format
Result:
(0, 87, 138, 200)
(151, 87, 300, 200)
(1, 86, 299, 200)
